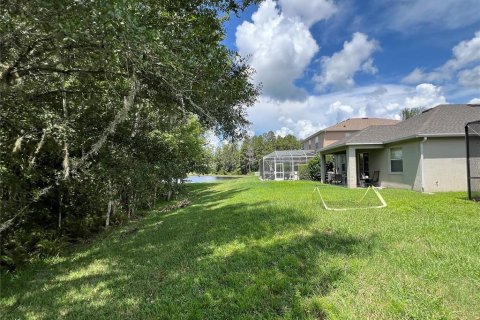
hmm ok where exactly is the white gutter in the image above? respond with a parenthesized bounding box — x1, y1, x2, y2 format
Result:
(384, 133, 464, 144)
(420, 137, 427, 192)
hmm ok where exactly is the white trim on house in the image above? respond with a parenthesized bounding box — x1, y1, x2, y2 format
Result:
(389, 147, 404, 174)
(384, 133, 464, 144)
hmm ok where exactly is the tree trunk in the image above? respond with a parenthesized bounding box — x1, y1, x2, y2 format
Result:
(58, 194, 62, 229)
(154, 185, 157, 208)
(106, 200, 112, 228)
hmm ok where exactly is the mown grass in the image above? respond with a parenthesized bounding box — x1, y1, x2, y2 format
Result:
(1, 177, 479, 319)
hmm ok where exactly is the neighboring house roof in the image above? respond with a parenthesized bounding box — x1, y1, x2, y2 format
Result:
(321, 104, 480, 152)
(263, 150, 316, 159)
(302, 118, 399, 142)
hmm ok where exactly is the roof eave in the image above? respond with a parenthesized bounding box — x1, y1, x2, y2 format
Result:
(319, 142, 383, 153)
(419, 133, 465, 138)
(384, 133, 465, 144)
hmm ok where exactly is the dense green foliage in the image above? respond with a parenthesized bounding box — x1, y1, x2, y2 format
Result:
(213, 131, 301, 175)
(213, 143, 241, 175)
(298, 164, 310, 180)
(2, 177, 479, 319)
(0, 0, 259, 268)
(400, 106, 426, 120)
(306, 154, 322, 181)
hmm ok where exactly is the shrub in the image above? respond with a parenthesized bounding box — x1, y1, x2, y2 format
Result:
(307, 155, 322, 181)
(299, 164, 311, 180)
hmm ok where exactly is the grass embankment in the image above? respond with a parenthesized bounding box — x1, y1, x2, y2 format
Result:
(1, 177, 479, 319)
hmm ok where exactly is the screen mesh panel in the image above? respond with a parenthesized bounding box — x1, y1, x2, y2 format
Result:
(260, 150, 316, 181)
(466, 121, 480, 201)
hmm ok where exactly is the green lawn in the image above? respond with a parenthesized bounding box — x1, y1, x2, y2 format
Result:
(1, 177, 480, 319)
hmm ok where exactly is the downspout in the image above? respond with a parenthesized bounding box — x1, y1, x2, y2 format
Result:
(466, 124, 472, 200)
(420, 137, 427, 192)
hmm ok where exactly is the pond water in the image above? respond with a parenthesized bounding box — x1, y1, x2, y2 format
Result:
(187, 175, 240, 183)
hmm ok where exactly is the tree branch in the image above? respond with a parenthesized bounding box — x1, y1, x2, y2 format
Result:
(81, 74, 139, 161)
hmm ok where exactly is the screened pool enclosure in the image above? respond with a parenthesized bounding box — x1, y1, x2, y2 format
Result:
(466, 120, 480, 201)
(260, 150, 317, 180)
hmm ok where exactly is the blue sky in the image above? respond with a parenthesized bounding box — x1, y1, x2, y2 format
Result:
(220, 0, 480, 139)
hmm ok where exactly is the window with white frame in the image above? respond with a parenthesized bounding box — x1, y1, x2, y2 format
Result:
(390, 147, 403, 173)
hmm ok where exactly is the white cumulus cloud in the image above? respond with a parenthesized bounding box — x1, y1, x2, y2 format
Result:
(277, 116, 325, 139)
(469, 98, 480, 104)
(314, 32, 380, 91)
(403, 31, 480, 84)
(248, 83, 448, 139)
(404, 83, 447, 108)
(327, 101, 360, 123)
(458, 66, 480, 89)
(275, 126, 294, 137)
(236, 0, 325, 101)
(278, 0, 337, 27)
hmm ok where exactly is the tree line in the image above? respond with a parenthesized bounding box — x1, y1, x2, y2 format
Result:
(211, 132, 301, 175)
(0, 0, 260, 269)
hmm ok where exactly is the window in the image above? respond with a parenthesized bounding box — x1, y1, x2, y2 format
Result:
(390, 147, 403, 173)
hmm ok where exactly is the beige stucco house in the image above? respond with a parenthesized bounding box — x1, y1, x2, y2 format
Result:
(318, 104, 480, 192)
(301, 118, 399, 151)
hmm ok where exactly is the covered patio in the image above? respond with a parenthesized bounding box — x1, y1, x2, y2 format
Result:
(319, 145, 384, 188)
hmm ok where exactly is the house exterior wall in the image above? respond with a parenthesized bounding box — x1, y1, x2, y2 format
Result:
(368, 140, 422, 191)
(423, 137, 467, 192)
(302, 131, 357, 151)
(302, 132, 324, 150)
(324, 131, 353, 147)
(366, 138, 467, 192)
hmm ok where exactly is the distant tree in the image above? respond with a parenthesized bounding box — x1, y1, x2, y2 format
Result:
(400, 107, 426, 120)
(234, 132, 302, 175)
(251, 136, 265, 172)
(263, 131, 277, 154)
(214, 143, 240, 174)
(240, 136, 255, 174)
(275, 134, 301, 150)
(213, 131, 301, 174)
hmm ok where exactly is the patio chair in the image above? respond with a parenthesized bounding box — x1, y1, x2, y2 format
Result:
(326, 172, 335, 184)
(368, 171, 380, 187)
(332, 173, 343, 185)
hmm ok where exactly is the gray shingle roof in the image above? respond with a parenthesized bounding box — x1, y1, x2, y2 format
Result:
(301, 117, 399, 142)
(321, 104, 480, 152)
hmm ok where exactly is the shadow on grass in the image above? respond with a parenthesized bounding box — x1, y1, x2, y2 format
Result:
(1, 183, 377, 319)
